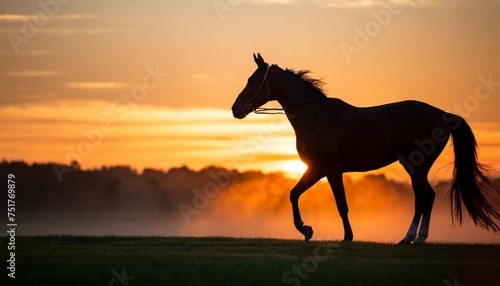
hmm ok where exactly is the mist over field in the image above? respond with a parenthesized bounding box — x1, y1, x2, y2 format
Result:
(2, 161, 499, 243)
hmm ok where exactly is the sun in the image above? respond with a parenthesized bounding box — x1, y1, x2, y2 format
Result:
(281, 160, 308, 178)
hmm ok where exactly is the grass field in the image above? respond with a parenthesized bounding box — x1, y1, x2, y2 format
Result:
(1, 236, 499, 286)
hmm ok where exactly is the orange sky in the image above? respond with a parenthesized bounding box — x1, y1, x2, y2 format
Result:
(1, 0, 500, 180)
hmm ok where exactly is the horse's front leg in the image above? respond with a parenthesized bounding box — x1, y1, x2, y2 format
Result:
(290, 168, 323, 241)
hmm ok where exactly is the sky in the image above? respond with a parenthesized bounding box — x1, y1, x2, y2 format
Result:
(1, 0, 500, 180)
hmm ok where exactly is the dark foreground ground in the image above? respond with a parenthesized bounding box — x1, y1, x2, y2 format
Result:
(1, 236, 499, 286)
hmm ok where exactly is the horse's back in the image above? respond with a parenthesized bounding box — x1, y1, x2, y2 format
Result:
(381, 100, 451, 144)
(299, 99, 451, 172)
(383, 100, 447, 126)
(321, 99, 448, 135)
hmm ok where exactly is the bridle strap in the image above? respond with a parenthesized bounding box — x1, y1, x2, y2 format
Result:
(246, 64, 271, 105)
(244, 64, 324, 115)
(244, 65, 286, 115)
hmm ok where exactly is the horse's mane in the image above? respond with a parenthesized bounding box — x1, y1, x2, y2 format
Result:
(272, 64, 326, 97)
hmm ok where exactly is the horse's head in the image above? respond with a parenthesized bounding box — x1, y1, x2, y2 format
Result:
(231, 53, 272, 119)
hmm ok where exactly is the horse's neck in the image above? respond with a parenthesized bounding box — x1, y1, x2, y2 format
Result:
(271, 73, 324, 110)
(284, 100, 323, 131)
(284, 98, 354, 133)
(268, 69, 328, 132)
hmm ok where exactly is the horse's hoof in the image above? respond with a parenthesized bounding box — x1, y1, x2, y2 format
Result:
(303, 225, 313, 241)
(398, 239, 412, 245)
(342, 233, 354, 242)
(413, 236, 427, 244)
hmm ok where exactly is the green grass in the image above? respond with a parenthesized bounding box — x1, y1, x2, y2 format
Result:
(1, 236, 499, 286)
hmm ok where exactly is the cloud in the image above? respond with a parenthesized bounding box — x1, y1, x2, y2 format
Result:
(0, 14, 97, 21)
(0, 28, 133, 35)
(65, 82, 129, 89)
(248, 0, 295, 4)
(315, 0, 467, 8)
(242, 0, 469, 8)
(264, 0, 295, 4)
(0, 49, 56, 56)
(323, 0, 385, 8)
(0, 13, 132, 35)
(4, 70, 65, 77)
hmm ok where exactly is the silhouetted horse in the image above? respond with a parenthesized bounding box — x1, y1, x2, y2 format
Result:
(231, 53, 500, 244)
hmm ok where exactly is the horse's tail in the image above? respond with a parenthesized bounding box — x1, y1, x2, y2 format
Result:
(447, 113, 500, 231)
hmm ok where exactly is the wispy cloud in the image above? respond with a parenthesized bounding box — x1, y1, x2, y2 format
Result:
(264, 0, 295, 4)
(0, 50, 56, 57)
(323, 0, 383, 8)
(248, 0, 295, 4)
(322, 0, 467, 8)
(251, 0, 469, 8)
(0, 14, 97, 21)
(65, 82, 129, 89)
(0, 13, 129, 36)
(0, 28, 133, 35)
(4, 70, 66, 77)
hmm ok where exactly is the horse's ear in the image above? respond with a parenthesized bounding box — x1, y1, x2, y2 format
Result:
(253, 53, 267, 68)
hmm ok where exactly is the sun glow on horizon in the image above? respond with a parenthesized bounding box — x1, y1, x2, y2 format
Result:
(1, 101, 499, 183)
(280, 159, 308, 178)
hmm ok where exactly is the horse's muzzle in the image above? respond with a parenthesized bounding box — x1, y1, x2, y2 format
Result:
(232, 102, 252, 119)
(232, 108, 247, 119)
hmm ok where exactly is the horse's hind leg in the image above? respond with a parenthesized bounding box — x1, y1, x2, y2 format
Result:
(412, 173, 436, 244)
(327, 172, 354, 242)
(399, 166, 436, 244)
(400, 210, 422, 244)
(398, 126, 448, 244)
